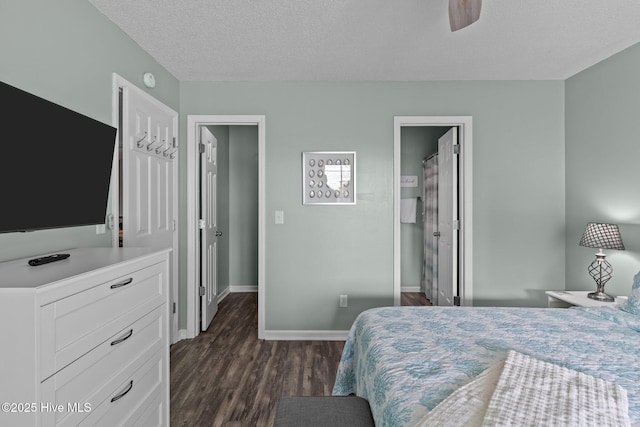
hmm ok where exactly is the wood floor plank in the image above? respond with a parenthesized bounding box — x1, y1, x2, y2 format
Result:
(170, 291, 428, 426)
(401, 291, 432, 306)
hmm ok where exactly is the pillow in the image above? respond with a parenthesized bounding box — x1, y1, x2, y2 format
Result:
(618, 270, 640, 315)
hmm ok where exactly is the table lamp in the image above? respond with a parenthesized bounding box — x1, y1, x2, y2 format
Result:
(579, 222, 625, 302)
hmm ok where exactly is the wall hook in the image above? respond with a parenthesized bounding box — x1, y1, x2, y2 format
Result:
(147, 136, 162, 151)
(135, 131, 147, 148)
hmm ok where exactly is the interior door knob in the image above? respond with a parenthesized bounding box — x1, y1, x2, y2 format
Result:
(215, 231, 223, 237)
(433, 231, 440, 237)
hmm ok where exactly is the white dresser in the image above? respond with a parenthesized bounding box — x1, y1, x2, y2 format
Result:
(0, 247, 171, 426)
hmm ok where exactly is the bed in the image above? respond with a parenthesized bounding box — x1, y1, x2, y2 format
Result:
(332, 300, 640, 426)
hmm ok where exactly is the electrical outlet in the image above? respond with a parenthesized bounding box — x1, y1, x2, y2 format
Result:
(96, 224, 106, 234)
(339, 294, 348, 308)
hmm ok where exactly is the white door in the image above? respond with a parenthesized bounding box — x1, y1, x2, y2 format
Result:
(123, 89, 177, 249)
(437, 127, 459, 306)
(200, 127, 219, 331)
(121, 84, 178, 336)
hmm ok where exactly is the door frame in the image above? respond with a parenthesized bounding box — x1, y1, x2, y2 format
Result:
(111, 73, 180, 343)
(393, 116, 473, 306)
(186, 115, 266, 339)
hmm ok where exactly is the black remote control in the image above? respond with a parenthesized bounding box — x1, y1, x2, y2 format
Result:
(28, 253, 71, 266)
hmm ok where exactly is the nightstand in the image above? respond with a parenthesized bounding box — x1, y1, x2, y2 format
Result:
(545, 290, 617, 308)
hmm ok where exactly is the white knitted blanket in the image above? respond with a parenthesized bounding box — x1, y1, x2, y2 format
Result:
(417, 350, 630, 427)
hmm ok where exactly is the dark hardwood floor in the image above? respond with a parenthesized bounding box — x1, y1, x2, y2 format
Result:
(170, 291, 431, 426)
(401, 291, 432, 306)
(170, 293, 344, 426)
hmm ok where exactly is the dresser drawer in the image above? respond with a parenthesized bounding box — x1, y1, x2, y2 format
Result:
(77, 354, 164, 427)
(40, 306, 165, 426)
(129, 390, 163, 427)
(39, 261, 166, 380)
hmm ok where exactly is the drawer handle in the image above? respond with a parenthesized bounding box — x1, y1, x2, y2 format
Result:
(110, 329, 133, 346)
(110, 380, 133, 403)
(110, 277, 133, 289)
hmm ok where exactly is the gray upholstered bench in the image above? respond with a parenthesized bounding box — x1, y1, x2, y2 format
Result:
(273, 396, 375, 427)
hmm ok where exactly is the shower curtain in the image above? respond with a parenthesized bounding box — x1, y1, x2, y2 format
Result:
(421, 155, 438, 304)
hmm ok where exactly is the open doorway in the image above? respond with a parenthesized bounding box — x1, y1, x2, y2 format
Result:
(398, 126, 449, 306)
(393, 116, 474, 307)
(186, 115, 266, 340)
(200, 125, 259, 332)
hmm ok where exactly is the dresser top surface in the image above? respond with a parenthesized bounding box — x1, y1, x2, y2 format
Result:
(0, 247, 169, 289)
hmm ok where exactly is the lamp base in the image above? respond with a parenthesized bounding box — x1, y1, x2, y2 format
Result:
(587, 291, 614, 302)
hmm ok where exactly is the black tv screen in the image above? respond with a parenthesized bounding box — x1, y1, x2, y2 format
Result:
(1, 81, 117, 233)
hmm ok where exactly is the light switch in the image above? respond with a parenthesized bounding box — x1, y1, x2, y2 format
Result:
(275, 210, 284, 225)
(339, 295, 348, 308)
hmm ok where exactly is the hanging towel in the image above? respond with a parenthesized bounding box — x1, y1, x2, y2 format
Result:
(400, 198, 417, 223)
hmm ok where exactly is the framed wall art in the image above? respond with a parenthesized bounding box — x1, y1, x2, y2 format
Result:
(302, 151, 356, 205)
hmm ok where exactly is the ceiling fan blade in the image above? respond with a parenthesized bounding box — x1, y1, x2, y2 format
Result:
(449, 0, 482, 32)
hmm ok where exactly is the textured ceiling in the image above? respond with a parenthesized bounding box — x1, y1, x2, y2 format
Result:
(88, 0, 640, 82)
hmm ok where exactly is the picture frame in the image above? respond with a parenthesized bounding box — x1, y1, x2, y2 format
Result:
(302, 151, 356, 205)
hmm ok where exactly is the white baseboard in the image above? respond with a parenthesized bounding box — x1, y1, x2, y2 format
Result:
(217, 287, 231, 303)
(263, 330, 349, 341)
(176, 328, 348, 342)
(401, 286, 422, 293)
(230, 285, 258, 292)
(177, 329, 190, 342)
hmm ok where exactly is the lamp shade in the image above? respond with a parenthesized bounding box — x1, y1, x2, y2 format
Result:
(579, 222, 625, 250)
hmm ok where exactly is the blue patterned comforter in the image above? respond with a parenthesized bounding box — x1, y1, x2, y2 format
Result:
(332, 306, 640, 426)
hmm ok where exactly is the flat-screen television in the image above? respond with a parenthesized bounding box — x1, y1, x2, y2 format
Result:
(1, 81, 117, 233)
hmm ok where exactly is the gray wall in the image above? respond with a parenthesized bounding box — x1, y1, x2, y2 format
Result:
(180, 81, 566, 331)
(16, 0, 639, 334)
(229, 126, 259, 288)
(0, 0, 179, 262)
(565, 42, 640, 297)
